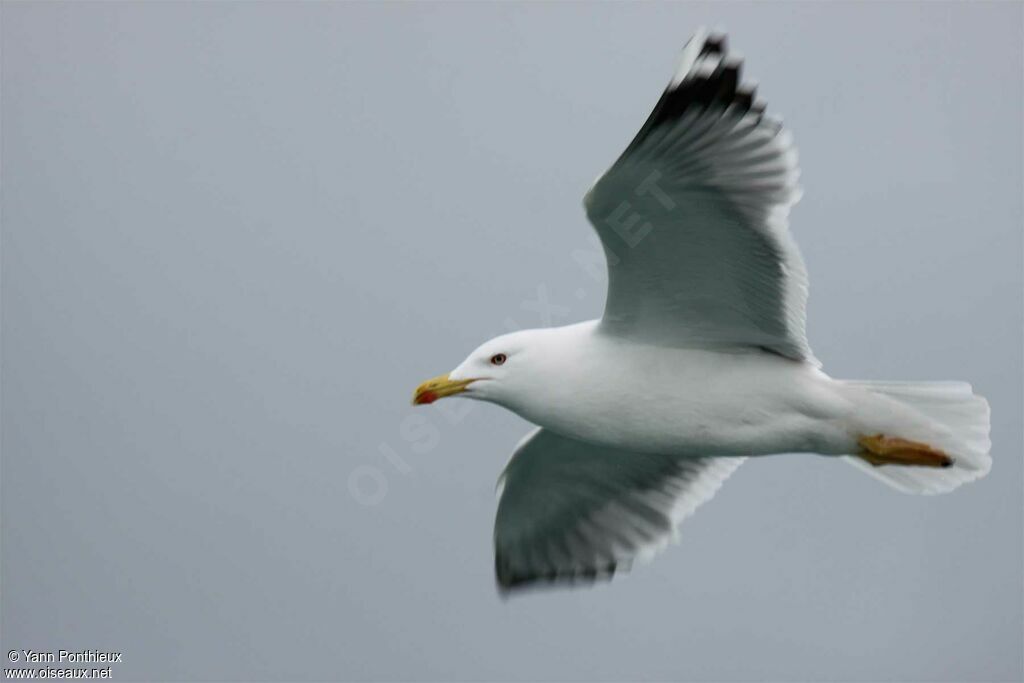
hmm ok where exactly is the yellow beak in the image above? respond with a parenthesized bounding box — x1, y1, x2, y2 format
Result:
(412, 373, 474, 406)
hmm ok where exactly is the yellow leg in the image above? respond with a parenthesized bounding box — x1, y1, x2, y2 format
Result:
(858, 434, 953, 468)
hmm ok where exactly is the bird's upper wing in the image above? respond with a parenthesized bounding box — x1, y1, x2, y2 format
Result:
(494, 428, 744, 593)
(584, 29, 814, 363)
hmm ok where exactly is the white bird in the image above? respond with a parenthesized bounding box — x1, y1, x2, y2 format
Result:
(412, 29, 992, 593)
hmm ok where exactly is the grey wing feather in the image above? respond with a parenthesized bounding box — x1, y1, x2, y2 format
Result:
(584, 28, 815, 364)
(494, 428, 745, 593)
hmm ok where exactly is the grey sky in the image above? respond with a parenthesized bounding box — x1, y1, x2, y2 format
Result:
(2, 2, 1021, 681)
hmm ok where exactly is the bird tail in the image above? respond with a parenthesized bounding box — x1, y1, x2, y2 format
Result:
(839, 380, 992, 495)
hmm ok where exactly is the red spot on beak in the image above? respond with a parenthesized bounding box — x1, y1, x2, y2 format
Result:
(416, 391, 439, 405)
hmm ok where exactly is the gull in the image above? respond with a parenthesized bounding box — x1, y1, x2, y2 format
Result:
(412, 29, 992, 593)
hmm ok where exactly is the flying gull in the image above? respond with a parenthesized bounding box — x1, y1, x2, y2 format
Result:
(412, 29, 992, 593)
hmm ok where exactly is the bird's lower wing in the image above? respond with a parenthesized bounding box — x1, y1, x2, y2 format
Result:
(494, 428, 745, 593)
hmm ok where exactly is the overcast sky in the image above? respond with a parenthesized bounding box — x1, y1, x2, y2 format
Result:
(2, 2, 1022, 681)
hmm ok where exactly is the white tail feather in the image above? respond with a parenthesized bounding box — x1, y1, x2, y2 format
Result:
(840, 380, 992, 495)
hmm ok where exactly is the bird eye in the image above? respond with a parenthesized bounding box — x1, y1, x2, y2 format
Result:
(490, 353, 507, 366)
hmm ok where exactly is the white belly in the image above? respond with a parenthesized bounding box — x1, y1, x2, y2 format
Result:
(503, 324, 856, 457)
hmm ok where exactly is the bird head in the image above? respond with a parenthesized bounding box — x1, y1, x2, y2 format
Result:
(411, 329, 548, 408)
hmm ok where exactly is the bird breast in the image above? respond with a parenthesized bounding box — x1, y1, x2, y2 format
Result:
(511, 329, 851, 457)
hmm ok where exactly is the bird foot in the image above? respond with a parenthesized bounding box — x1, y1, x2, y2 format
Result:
(857, 434, 953, 468)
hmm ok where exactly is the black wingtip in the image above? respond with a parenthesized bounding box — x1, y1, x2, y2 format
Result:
(625, 31, 766, 154)
(734, 86, 755, 111)
(701, 32, 728, 56)
(495, 554, 619, 597)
